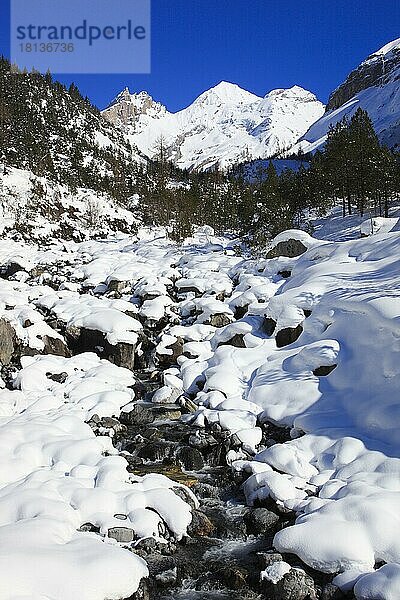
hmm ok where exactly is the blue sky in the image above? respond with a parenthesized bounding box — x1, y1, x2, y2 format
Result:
(1, 0, 399, 111)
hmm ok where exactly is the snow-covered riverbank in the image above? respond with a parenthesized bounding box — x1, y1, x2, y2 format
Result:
(1, 225, 399, 599)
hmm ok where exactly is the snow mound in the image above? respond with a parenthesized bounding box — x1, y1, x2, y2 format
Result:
(0, 353, 195, 599)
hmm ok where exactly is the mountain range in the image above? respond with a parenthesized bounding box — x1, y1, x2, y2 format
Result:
(102, 37, 400, 171)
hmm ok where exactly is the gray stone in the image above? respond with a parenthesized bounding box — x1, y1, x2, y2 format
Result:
(256, 551, 284, 569)
(43, 334, 70, 357)
(266, 238, 308, 259)
(261, 567, 317, 600)
(244, 507, 280, 533)
(175, 445, 204, 471)
(155, 567, 178, 585)
(107, 526, 134, 543)
(156, 337, 184, 368)
(218, 333, 246, 348)
(0, 319, 16, 364)
(208, 313, 232, 328)
(187, 509, 214, 537)
(321, 583, 346, 599)
(107, 279, 129, 293)
(138, 440, 175, 461)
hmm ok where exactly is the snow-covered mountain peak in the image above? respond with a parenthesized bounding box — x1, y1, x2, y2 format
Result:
(102, 81, 324, 170)
(367, 37, 400, 59)
(192, 81, 261, 106)
(102, 87, 168, 130)
(263, 85, 318, 102)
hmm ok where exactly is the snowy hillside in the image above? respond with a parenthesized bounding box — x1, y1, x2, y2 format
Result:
(0, 58, 146, 205)
(292, 38, 400, 154)
(0, 164, 138, 241)
(102, 82, 325, 171)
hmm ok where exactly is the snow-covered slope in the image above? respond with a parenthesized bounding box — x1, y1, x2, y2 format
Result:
(102, 82, 325, 171)
(293, 38, 400, 153)
(0, 164, 138, 241)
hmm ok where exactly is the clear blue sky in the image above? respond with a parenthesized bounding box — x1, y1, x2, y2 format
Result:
(1, 0, 399, 111)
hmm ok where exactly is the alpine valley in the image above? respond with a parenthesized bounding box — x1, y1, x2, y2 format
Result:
(1, 32, 400, 600)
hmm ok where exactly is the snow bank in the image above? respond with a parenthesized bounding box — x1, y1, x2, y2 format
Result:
(0, 353, 194, 599)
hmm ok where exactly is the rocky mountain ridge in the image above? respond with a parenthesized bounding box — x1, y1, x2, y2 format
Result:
(292, 37, 400, 154)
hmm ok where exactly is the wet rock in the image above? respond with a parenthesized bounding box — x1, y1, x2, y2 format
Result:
(261, 566, 317, 600)
(172, 486, 198, 511)
(257, 551, 284, 569)
(0, 319, 16, 365)
(152, 404, 182, 421)
(187, 509, 214, 537)
(192, 482, 220, 499)
(175, 445, 204, 471)
(126, 578, 153, 600)
(155, 567, 177, 585)
(202, 504, 248, 538)
(221, 564, 248, 589)
(244, 507, 280, 534)
(108, 526, 134, 543)
(121, 403, 155, 426)
(275, 324, 303, 348)
(134, 537, 159, 554)
(189, 432, 218, 451)
(98, 416, 127, 434)
(321, 583, 347, 599)
(131, 380, 148, 401)
(121, 402, 181, 426)
(137, 440, 175, 461)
